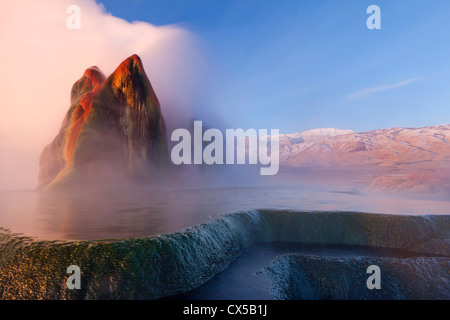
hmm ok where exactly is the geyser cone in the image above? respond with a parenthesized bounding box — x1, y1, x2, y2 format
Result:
(38, 55, 168, 191)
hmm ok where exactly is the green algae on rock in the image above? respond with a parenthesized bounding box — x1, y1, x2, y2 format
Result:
(0, 210, 448, 300)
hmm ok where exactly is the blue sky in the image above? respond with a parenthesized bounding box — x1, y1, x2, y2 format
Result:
(100, 0, 450, 133)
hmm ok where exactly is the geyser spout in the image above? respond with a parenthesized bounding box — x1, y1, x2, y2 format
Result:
(38, 55, 168, 191)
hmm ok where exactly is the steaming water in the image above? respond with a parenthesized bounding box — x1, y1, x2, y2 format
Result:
(0, 185, 449, 241)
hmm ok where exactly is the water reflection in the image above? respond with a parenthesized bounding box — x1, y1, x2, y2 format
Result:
(0, 186, 449, 241)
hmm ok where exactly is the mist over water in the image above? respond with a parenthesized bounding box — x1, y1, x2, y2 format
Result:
(1, 185, 449, 241)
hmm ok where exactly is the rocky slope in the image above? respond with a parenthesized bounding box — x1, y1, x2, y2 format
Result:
(276, 125, 450, 193)
(38, 55, 168, 190)
(264, 254, 449, 300)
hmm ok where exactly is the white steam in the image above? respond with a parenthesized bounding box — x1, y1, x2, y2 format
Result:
(0, 0, 216, 190)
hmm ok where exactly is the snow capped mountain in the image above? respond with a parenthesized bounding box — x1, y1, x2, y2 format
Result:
(298, 128, 355, 138)
(276, 124, 450, 193)
(278, 124, 450, 164)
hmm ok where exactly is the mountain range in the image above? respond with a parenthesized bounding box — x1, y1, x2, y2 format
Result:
(275, 124, 450, 193)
